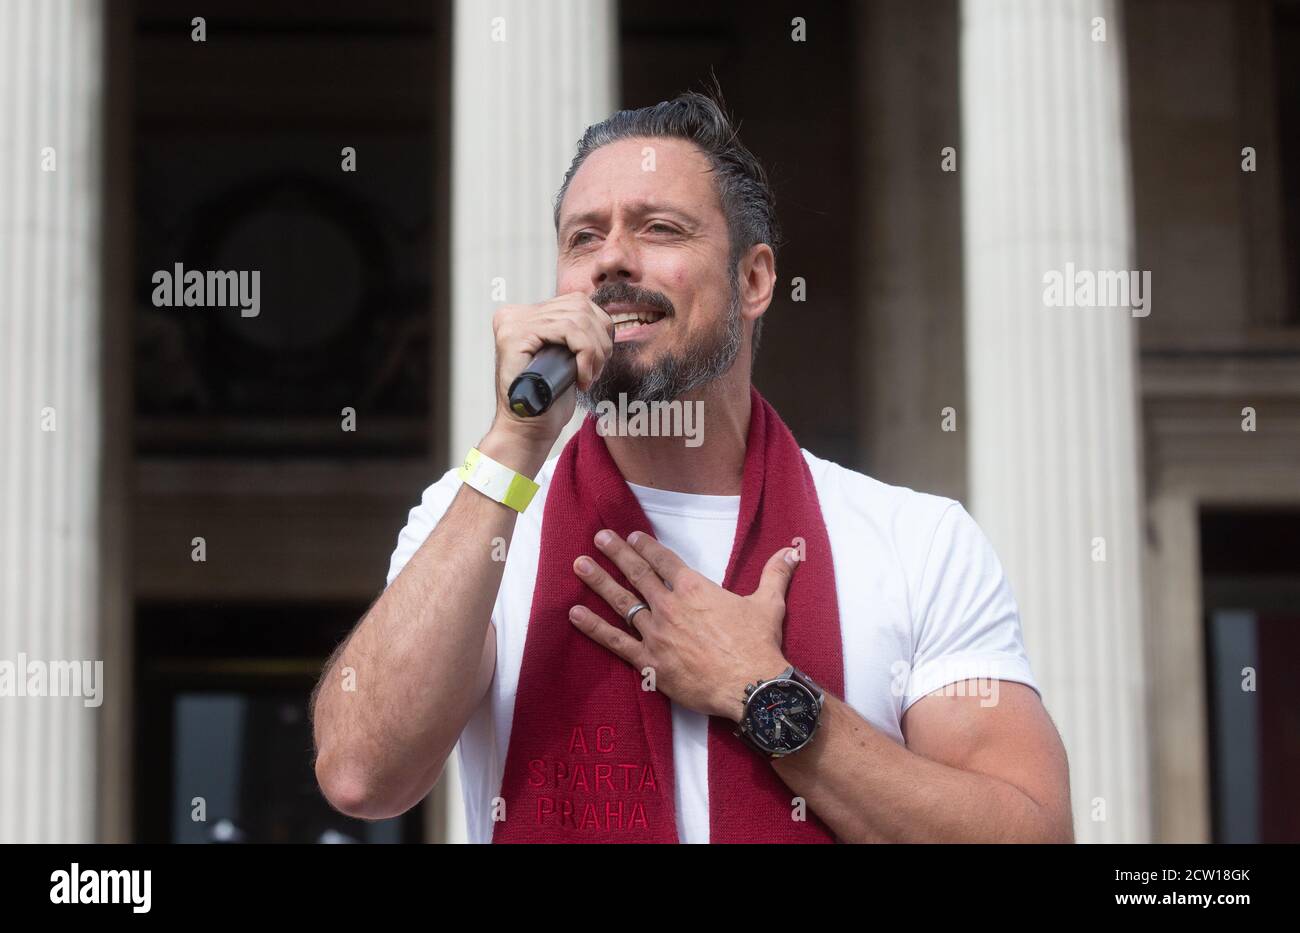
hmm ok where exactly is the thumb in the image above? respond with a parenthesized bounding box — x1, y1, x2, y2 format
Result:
(754, 546, 800, 606)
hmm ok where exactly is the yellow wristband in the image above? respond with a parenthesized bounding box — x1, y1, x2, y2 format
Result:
(457, 447, 539, 513)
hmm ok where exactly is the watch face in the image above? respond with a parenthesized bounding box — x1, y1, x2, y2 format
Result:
(744, 680, 819, 755)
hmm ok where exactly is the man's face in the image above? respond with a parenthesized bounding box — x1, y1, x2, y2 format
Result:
(556, 137, 742, 406)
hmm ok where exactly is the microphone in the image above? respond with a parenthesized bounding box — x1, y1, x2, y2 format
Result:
(507, 344, 578, 417)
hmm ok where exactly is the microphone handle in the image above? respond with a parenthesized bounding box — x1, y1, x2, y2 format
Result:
(507, 344, 578, 417)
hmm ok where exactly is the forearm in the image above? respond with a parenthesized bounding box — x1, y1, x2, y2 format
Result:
(770, 695, 1066, 843)
(313, 429, 547, 818)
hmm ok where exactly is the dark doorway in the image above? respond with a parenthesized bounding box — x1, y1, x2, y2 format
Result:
(128, 1, 449, 841)
(1201, 507, 1300, 843)
(134, 601, 423, 843)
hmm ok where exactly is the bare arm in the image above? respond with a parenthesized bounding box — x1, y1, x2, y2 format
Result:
(311, 293, 612, 820)
(770, 680, 1074, 842)
(310, 430, 547, 820)
(568, 531, 1073, 843)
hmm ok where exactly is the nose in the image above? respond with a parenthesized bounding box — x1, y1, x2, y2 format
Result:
(590, 228, 640, 287)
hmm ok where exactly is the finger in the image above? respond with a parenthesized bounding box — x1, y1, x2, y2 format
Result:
(547, 291, 615, 336)
(752, 547, 800, 606)
(585, 296, 615, 335)
(514, 298, 612, 385)
(525, 312, 603, 358)
(626, 531, 689, 591)
(575, 347, 601, 390)
(574, 555, 654, 628)
(572, 310, 613, 387)
(545, 293, 615, 351)
(575, 347, 593, 390)
(519, 314, 605, 389)
(593, 530, 671, 602)
(569, 605, 648, 669)
(542, 308, 611, 388)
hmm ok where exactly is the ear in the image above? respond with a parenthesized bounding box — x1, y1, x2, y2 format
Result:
(737, 242, 776, 325)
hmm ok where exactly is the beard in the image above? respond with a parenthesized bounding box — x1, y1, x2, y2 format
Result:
(578, 279, 743, 410)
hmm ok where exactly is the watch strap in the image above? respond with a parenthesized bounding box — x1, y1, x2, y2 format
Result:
(788, 666, 825, 705)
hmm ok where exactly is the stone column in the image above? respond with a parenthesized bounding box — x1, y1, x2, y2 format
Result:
(960, 0, 1151, 842)
(0, 0, 106, 842)
(441, 0, 618, 843)
(857, 0, 967, 503)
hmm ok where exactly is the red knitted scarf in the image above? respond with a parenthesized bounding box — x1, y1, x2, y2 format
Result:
(492, 387, 843, 842)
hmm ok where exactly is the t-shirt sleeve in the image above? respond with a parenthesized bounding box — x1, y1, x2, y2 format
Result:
(902, 501, 1041, 713)
(384, 467, 463, 588)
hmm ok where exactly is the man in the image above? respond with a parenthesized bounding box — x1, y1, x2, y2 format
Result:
(311, 91, 1073, 843)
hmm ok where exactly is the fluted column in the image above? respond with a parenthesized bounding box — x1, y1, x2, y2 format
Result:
(444, 0, 617, 843)
(0, 0, 105, 842)
(960, 0, 1151, 842)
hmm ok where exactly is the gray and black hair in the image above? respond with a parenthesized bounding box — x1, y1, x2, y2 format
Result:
(553, 89, 781, 349)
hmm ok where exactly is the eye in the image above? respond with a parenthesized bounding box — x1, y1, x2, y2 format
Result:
(569, 231, 596, 247)
(647, 222, 677, 234)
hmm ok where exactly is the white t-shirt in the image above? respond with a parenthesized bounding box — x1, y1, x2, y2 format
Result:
(385, 449, 1040, 844)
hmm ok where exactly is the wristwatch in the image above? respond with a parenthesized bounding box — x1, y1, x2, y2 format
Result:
(734, 665, 825, 758)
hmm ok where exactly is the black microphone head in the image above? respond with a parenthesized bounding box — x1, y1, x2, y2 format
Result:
(507, 344, 578, 417)
(508, 372, 553, 417)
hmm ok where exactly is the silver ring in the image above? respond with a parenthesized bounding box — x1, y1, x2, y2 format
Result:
(625, 602, 649, 626)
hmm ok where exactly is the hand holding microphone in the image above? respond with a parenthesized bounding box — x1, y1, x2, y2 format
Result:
(488, 292, 614, 450)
